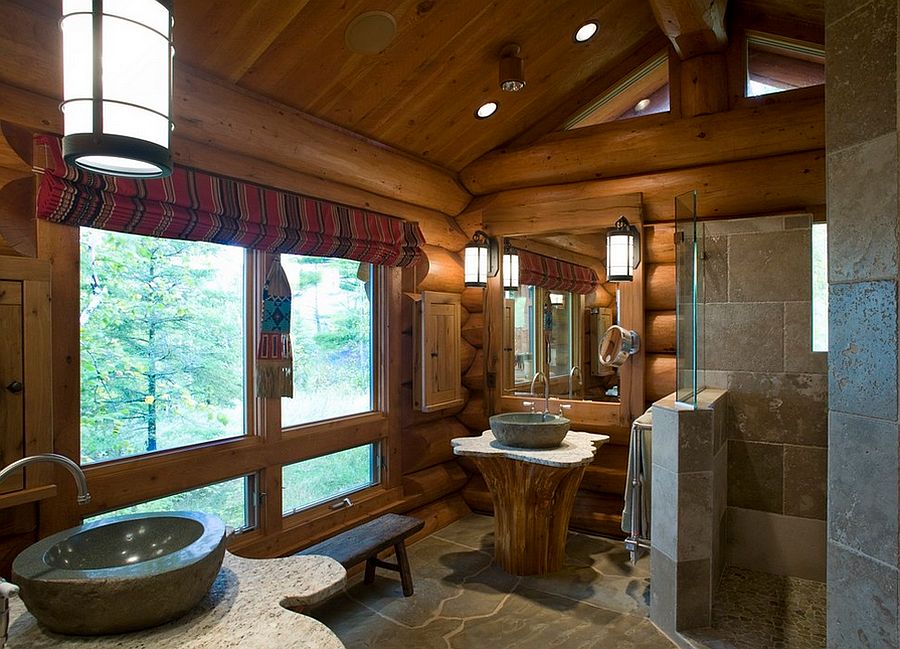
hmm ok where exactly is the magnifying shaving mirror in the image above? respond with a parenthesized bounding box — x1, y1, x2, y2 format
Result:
(597, 325, 640, 368)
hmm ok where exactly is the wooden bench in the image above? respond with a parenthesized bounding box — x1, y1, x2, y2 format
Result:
(298, 513, 424, 596)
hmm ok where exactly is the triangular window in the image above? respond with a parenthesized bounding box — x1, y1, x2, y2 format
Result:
(565, 51, 669, 129)
(746, 33, 824, 97)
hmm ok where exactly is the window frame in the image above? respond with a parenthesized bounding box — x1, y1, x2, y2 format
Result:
(744, 31, 825, 99)
(69, 234, 399, 550)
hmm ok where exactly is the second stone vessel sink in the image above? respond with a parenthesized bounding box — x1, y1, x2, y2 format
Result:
(12, 511, 226, 635)
(489, 412, 571, 449)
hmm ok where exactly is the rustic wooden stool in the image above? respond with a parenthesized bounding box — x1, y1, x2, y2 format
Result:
(298, 513, 424, 596)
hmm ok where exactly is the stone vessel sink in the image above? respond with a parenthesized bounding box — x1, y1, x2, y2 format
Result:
(489, 412, 571, 449)
(12, 511, 226, 635)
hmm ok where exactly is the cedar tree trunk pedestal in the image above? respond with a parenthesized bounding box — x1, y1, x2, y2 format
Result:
(452, 431, 609, 576)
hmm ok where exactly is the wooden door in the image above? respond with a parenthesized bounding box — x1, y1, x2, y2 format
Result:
(0, 280, 24, 492)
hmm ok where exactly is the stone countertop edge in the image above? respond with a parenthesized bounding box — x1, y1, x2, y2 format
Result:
(451, 430, 610, 467)
(653, 387, 728, 412)
(8, 551, 348, 649)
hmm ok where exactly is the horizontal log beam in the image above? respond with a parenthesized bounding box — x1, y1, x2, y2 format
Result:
(459, 94, 823, 195)
(646, 264, 676, 311)
(646, 354, 677, 403)
(457, 150, 825, 233)
(462, 192, 642, 238)
(646, 311, 677, 354)
(0, 2, 471, 217)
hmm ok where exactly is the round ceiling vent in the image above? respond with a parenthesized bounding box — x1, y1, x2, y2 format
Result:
(345, 11, 397, 55)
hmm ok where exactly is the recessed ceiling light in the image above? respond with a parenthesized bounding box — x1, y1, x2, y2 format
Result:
(574, 20, 599, 43)
(345, 11, 397, 54)
(634, 98, 652, 112)
(475, 101, 498, 119)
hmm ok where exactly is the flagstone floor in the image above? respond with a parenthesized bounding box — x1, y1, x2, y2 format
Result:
(309, 513, 675, 649)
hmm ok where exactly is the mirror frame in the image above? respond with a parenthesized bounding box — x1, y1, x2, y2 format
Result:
(481, 207, 646, 430)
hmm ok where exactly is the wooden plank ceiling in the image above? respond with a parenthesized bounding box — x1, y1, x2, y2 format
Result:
(171, 0, 661, 172)
(26, 0, 824, 176)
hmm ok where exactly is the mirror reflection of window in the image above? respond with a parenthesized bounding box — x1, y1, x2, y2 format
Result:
(547, 291, 572, 379)
(506, 286, 536, 387)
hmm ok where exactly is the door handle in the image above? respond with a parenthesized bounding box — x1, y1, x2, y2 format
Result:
(5, 381, 23, 394)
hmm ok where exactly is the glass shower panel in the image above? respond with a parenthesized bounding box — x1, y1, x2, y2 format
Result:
(675, 190, 705, 407)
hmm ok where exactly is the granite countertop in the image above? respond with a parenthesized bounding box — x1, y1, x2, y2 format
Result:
(8, 551, 347, 649)
(452, 430, 609, 467)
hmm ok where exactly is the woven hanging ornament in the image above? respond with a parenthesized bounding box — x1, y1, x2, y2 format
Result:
(256, 258, 294, 398)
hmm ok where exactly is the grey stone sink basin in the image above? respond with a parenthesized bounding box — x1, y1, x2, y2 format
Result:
(489, 412, 571, 449)
(12, 511, 226, 635)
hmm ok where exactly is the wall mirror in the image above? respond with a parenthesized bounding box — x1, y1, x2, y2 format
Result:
(502, 239, 622, 402)
(478, 191, 646, 427)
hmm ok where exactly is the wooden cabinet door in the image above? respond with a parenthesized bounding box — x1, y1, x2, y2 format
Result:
(0, 281, 24, 492)
(414, 291, 463, 412)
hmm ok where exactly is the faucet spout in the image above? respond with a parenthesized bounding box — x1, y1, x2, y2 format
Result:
(0, 454, 90, 504)
(568, 366, 582, 398)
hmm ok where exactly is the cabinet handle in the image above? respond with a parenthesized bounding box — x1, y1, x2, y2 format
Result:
(5, 381, 23, 394)
(430, 352, 439, 358)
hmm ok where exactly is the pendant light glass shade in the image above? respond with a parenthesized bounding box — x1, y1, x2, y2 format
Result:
(464, 230, 498, 287)
(61, 0, 174, 178)
(502, 244, 519, 290)
(606, 216, 641, 282)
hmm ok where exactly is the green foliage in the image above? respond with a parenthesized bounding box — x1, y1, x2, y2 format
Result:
(80, 230, 244, 463)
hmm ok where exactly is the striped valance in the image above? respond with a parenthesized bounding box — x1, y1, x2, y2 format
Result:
(33, 135, 424, 267)
(518, 249, 599, 294)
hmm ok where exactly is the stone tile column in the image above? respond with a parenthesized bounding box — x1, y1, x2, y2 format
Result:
(650, 389, 728, 633)
(825, 1, 900, 647)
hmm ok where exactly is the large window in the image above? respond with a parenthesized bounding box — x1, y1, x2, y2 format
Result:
(88, 475, 255, 532)
(78, 230, 390, 545)
(280, 255, 374, 428)
(80, 229, 246, 465)
(282, 443, 380, 516)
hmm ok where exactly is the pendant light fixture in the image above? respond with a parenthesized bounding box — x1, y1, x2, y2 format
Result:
(464, 230, 499, 287)
(606, 216, 641, 282)
(61, 0, 175, 178)
(502, 242, 519, 290)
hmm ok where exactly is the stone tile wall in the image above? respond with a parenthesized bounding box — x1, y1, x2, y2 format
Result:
(650, 389, 728, 633)
(825, 1, 900, 647)
(701, 215, 828, 582)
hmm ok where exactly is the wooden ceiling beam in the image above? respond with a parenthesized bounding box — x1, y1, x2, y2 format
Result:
(649, 0, 729, 59)
(0, 1, 471, 217)
(457, 149, 824, 236)
(468, 193, 642, 238)
(459, 90, 823, 195)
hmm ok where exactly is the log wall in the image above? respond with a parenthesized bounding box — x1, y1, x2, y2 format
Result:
(645, 225, 677, 404)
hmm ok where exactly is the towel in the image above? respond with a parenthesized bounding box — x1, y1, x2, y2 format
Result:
(621, 408, 653, 538)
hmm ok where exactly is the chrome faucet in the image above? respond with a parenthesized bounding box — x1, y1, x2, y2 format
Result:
(0, 455, 90, 647)
(0, 454, 91, 505)
(568, 366, 582, 399)
(529, 371, 551, 416)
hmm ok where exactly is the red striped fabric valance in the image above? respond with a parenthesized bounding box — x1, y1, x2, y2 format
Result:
(33, 135, 425, 267)
(518, 249, 599, 294)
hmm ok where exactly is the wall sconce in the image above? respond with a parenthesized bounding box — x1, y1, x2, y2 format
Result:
(464, 230, 499, 287)
(502, 242, 519, 290)
(61, 0, 174, 178)
(606, 216, 641, 282)
(549, 292, 565, 306)
(499, 43, 525, 92)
